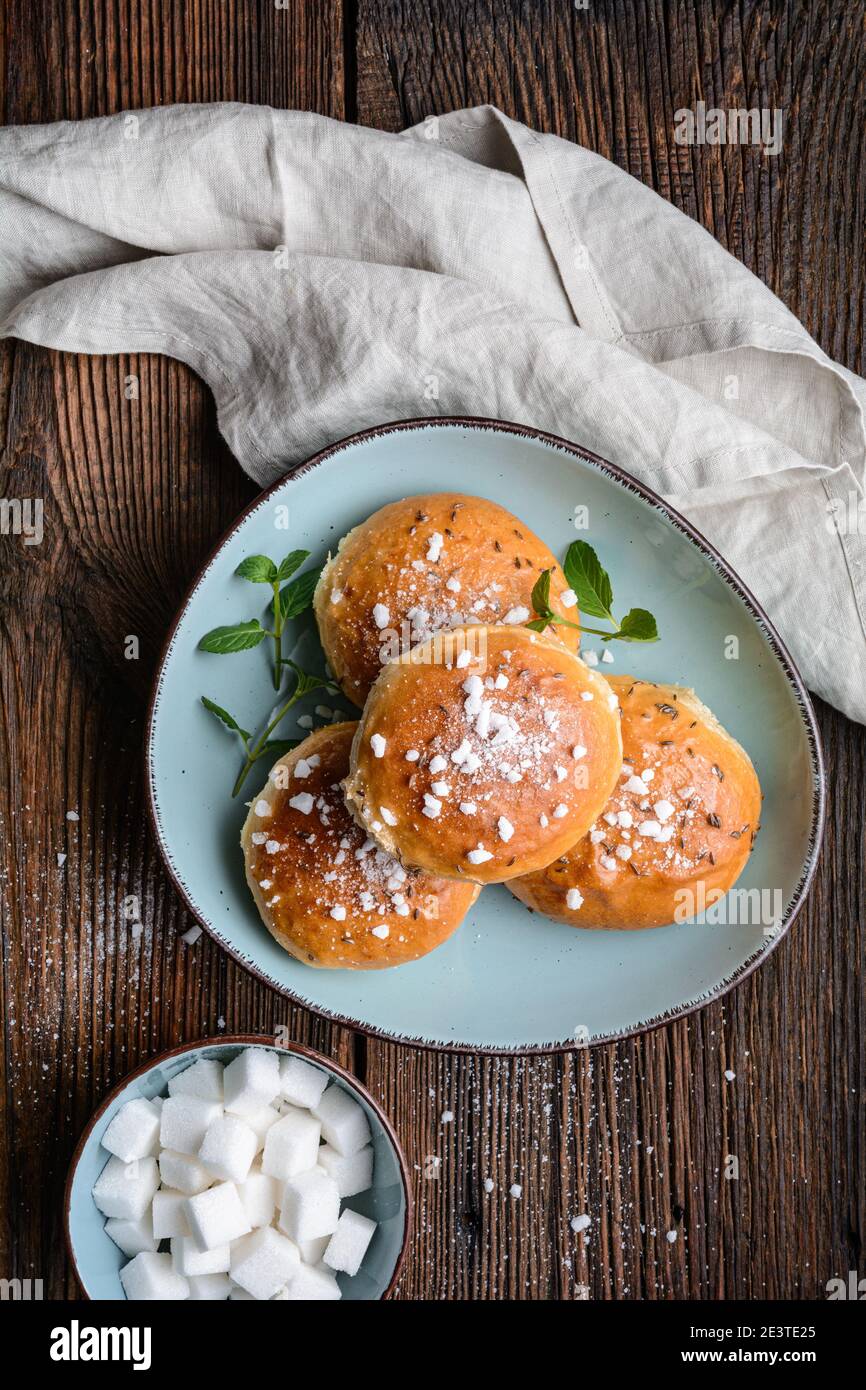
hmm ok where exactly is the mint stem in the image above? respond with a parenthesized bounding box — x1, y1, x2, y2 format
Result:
(271, 581, 283, 689)
(231, 684, 303, 798)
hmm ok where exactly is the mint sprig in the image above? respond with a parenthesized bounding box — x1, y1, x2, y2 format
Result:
(201, 665, 339, 798)
(527, 541, 659, 644)
(198, 549, 320, 690)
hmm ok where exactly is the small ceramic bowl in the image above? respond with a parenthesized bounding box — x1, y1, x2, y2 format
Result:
(65, 1035, 412, 1300)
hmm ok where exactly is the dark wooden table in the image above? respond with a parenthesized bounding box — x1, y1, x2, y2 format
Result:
(1, 1, 863, 1301)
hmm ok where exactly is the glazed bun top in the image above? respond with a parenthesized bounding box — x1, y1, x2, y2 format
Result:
(314, 493, 579, 707)
(342, 624, 623, 885)
(241, 723, 479, 969)
(509, 675, 762, 929)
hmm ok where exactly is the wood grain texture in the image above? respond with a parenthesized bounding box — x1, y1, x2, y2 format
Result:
(0, 0, 863, 1301)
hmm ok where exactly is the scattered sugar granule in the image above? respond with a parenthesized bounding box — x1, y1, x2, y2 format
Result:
(293, 759, 313, 779)
(654, 799, 675, 822)
(641, 768, 655, 782)
(429, 754, 448, 774)
(601, 649, 614, 664)
(725, 1069, 736, 1081)
(497, 817, 514, 843)
(638, 820, 661, 838)
(600, 855, 617, 871)
(380, 808, 398, 826)
(330, 905, 347, 921)
(570, 1214, 591, 1233)
(467, 847, 493, 865)
(441, 1111, 454, 1124)
(288, 793, 314, 815)
(560, 588, 577, 609)
(615, 844, 633, 861)
(371, 924, 389, 939)
(502, 606, 530, 624)
(623, 774, 647, 794)
(509, 1183, 522, 1199)
(405, 749, 420, 762)
(459, 801, 477, 815)
(539, 813, 549, 828)
(572, 745, 587, 760)
(180, 926, 202, 945)
(553, 804, 568, 819)
(666, 1229, 678, 1244)
(431, 781, 450, 797)
(483, 1177, 494, 1194)
(446, 577, 461, 593)
(315, 705, 333, 719)
(455, 649, 472, 669)
(372, 603, 390, 629)
(426, 531, 444, 562)
(566, 888, 583, 911)
(583, 650, 599, 667)
(370, 733, 386, 758)
(66, 811, 80, 822)
(422, 795, 442, 819)
(265, 839, 282, 854)
(330, 588, 344, 604)
(56, 853, 67, 867)
(254, 799, 271, 817)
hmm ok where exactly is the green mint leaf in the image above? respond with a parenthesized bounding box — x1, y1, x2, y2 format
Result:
(616, 608, 660, 643)
(276, 549, 309, 582)
(530, 568, 552, 617)
(278, 567, 321, 621)
(236, 555, 278, 583)
(201, 696, 251, 740)
(199, 619, 267, 654)
(282, 658, 329, 698)
(563, 541, 614, 621)
(524, 617, 553, 632)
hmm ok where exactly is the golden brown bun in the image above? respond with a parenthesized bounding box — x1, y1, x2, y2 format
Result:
(241, 723, 479, 969)
(509, 676, 762, 929)
(343, 625, 622, 885)
(314, 493, 579, 707)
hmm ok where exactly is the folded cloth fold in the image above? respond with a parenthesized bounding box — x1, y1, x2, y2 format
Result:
(1, 102, 863, 720)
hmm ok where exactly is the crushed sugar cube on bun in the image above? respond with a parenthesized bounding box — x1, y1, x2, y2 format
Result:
(509, 675, 762, 929)
(342, 624, 622, 885)
(313, 493, 579, 707)
(241, 723, 479, 968)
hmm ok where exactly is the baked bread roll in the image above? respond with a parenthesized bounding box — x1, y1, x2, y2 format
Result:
(343, 624, 622, 885)
(509, 676, 761, 929)
(314, 493, 579, 707)
(241, 723, 479, 968)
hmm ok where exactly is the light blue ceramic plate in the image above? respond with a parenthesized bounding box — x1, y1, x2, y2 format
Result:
(147, 418, 824, 1052)
(65, 1037, 410, 1300)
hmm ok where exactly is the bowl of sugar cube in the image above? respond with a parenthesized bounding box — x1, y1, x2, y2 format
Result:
(65, 1036, 411, 1300)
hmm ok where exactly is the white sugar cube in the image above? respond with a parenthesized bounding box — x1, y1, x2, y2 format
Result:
(317, 1143, 374, 1199)
(170, 1235, 231, 1277)
(283, 1263, 342, 1301)
(185, 1181, 251, 1250)
(223, 1049, 281, 1116)
(101, 1098, 161, 1163)
(261, 1107, 321, 1181)
(104, 1210, 157, 1258)
(229, 1286, 256, 1300)
(230, 1226, 300, 1301)
(159, 1095, 223, 1156)
(120, 1251, 189, 1301)
(198, 1113, 257, 1184)
(237, 1168, 278, 1229)
(324, 1208, 377, 1277)
(158, 1149, 213, 1196)
(279, 1055, 329, 1110)
(92, 1156, 159, 1221)
(279, 1168, 341, 1243)
(168, 1058, 224, 1102)
(298, 1234, 331, 1265)
(151, 1188, 191, 1239)
(312, 1085, 371, 1156)
(245, 1105, 281, 1153)
(187, 1273, 232, 1300)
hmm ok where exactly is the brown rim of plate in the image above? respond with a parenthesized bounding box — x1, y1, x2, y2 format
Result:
(144, 415, 826, 1055)
(63, 1034, 413, 1301)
